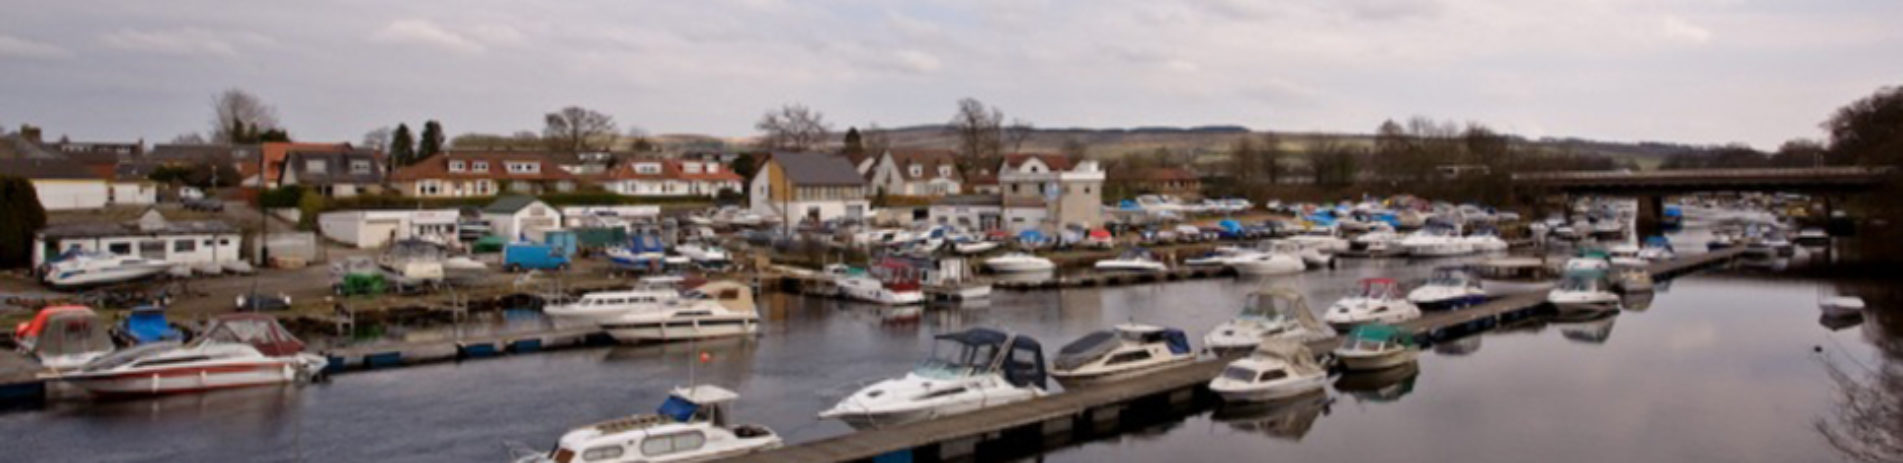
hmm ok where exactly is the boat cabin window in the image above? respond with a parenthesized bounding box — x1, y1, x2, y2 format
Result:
(581, 445, 623, 461)
(1557, 276, 1601, 292)
(1257, 369, 1289, 382)
(639, 431, 706, 457)
(1104, 350, 1152, 366)
(1221, 366, 1256, 382)
(919, 387, 968, 399)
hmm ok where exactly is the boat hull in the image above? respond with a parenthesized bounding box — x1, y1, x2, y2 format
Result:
(602, 317, 759, 342)
(1051, 356, 1193, 389)
(986, 260, 1055, 273)
(1336, 349, 1418, 371)
(59, 360, 300, 397)
(1480, 279, 1554, 297)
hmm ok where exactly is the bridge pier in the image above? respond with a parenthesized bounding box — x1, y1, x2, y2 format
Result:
(1635, 194, 1664, 238)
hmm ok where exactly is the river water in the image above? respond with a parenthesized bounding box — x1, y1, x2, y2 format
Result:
(1, 238, 1892, 463)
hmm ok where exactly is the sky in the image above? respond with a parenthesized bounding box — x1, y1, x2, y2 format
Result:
(2, 0, 1899, 149)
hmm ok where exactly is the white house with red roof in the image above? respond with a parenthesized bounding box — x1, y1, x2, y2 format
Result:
(599, 158, 743, 197)
(864, 149, 962, 196)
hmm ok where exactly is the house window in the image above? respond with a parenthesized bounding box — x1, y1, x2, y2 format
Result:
(472, 161, 489, 172)
(938, 165, 952, 177)
(909, 164, 923, 177)
(473, 180, 493, 195)
(305, 159, 327, 174)
(510, 181, 533, 193)
(108, 243, 132, 255)
(682, 162, 702, 174)
(139, 240, 166, 259)
(174, 239, 196, 253)
(556, 181, 575, 192)
(350, 160, 371, 174)
(705, 163, 720, 173)
(448, 160, 465, 172)
(507, 162, 538, 174)
(420, 180, 442, 196)
(635, 163, 662, 174)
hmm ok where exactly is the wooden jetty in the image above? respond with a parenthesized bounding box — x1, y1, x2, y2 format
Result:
(319, 326, 607, 372)
(718, 248, 1749, 463)
(993, 266, 1235, 291)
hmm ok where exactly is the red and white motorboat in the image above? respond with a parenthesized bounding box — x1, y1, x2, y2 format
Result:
(50, 314, 327, 397)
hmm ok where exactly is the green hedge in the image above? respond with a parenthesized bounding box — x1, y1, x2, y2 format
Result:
(259, 186, 305, 208)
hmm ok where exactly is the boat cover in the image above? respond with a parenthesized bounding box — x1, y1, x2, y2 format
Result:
(1162, 328, 1191, 355)
(124, 305, 182, 344)
(657, 395, 700, 422)
(1054, 330, 1117, 371)
(199, 314, 305, 356)
(33, 309, 112, 358)
(937, 328, 1046, 389)
(1347, 324, 1411, 345)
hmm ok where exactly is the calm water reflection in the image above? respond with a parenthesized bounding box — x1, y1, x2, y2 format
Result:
(0, 252, 1890, 463)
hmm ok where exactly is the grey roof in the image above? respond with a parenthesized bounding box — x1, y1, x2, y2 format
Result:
(147, 144, 257, 162)
(0, 157, 99, 180)
(0, 134, 58, 160)
(284, 149, 384, 185)
(932, 194, 1002, 207)
(771, 151, 865, 186)
(39, 218, 239, 239)
(484, 195, 542, 214)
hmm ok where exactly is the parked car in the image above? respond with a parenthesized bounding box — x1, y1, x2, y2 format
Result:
(235, 292, 292, 311)
(503, 243, 571, 272)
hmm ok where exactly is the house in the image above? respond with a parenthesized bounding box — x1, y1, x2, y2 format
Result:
(390, 151, 581, 198)
(1111, 167, 1203, 199)
(929, 194, 1004, 231)
(600, 158, 743, 197)
(865, 149, 962, 197)
(0, 157, 155, 210)
(997, 153, 1105, 231)
(482, 195, 563, 242)
(317, 209, 461, 248)
(748, 152, 870, 224)
(33, 209, 241, 268)
(279, 148, 385, 198)
(243, 142, 357, 188)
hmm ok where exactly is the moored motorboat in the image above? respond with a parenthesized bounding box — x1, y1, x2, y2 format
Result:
(819, 328, 1047, 429)
(511, 385, 782, 463)
(40, 251, 172, 288)
(1323, 278, 1422, 329)
(1345, 228, 1406, 257)
(1407, 267, 1489, 310)
(825, 264, 925, 305)
(1209, 339, 1329, 401)
(1094, 248, 1168, 273)
(1050, 323, 1193, 388)
(599, 281, 761, 343)
(1794, 227, 1830, 246)
(1548, 268, 1622, 315)
(1229, 243, 1306, 276)
(14, 305, 114, 371)
(543, 280, 683, 325)
(1332, 324, 1419, 371)
(984, 253, 1055, 273)
(1204, 288, 1335, 356)
(1637, 236, 1676, 261)
(51, 314, 327, 396)
(1399, 226, 1473, 257)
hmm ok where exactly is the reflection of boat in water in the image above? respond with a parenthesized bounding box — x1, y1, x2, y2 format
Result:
(1818, 311, 1864, 331)
(1332, 361, 1419, 403)
(1553, 310, 1618, 344)
(1432, 336, 1482, 356)
(1209, 389, 1331, 442)
(1620, 291, 1655, 311)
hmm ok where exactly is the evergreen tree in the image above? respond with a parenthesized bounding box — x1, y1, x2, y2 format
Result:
(841, 127, 865, 158)
(0, 176, 48, 268)
(419, 120, 445, 159)
(390, 124, 417, 168)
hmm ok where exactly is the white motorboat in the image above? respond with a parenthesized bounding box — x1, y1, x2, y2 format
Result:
(40, 251, 172, 288)
(1334, 324, 1419, 371)
(1473, 257, 1559, 296)
(1324, 278, 1422, 328)
(1548, 269, 1622, 315)
(14, 305, 114, 371)
(1208, 340, 1328, 402)
(1283, 228, 1349, 253)
(1272, 240, 1335, 269)
(1407, 267, 1489, 310)
(1761, 233, 1796, 257)
(1399, 227, 1473, 257)
(674, 242, 732, 268)
(1607, 243, 1641, 260)
(51, 314, 326, 396)
(512, 385, 781, 463)
(819, 328, 1048, 430)
(951, 238, 1001, 255)
(984, 253, 1055, 273)
(1609, 263, 1653, 293)
(1819, 296, 1865, 318)
(1591, 220, 1625, 239)
(1637, 237, 1677, 261)
(824, 264, 924, 305)
(1551, 225, 1580, 241)
(1204, 288, 1336, 355)
(921, 258, 992, 301)
(1184, 247, 1251, 267)
(599, 281, 761, 343)
(377, 239, 448, 282)
(544, 281, 683, 325)
(1229, 244, 1306, 276)
(1345, 229, 1406, 257)
(1050, 323, 1194, 388)
(1094, 248, 1168, 273)
(1461, 231, 1510, 253)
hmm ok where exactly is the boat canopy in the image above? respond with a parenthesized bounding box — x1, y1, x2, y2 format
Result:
(1347, 324, 1412, 345)
(15, 305, 92, 340)
(1359, 278, 1402, 299)
(928, 328, 1046, 389)
(1054, 330, 1118, 371)
(197, 314, 305, 356)
(29, 307, 112, 358)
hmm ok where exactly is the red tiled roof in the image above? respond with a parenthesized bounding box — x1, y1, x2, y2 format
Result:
(390, 151, 579, 182)
(1002, 153, 1072, 172)
(604, 158, 742, 182)
(246, 142, 353, 183)
(887, 149, 960, 181)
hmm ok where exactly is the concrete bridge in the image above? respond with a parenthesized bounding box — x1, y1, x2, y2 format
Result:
(1511, 167, 1891, 233)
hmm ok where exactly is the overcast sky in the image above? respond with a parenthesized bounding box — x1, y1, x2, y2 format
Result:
(2, 0, 1899, 149)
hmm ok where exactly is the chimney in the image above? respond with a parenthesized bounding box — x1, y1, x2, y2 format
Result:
(19, 124, 42, 144)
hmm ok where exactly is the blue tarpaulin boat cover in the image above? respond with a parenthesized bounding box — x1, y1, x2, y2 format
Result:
(1163, 328, 1191, 355)
(124, 305, 181, 344)
(1218, 220, 1242, 233)
(657, 395, 699, 422)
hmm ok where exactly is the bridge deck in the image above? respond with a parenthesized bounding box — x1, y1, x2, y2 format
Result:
(721, 248, 1747, 463)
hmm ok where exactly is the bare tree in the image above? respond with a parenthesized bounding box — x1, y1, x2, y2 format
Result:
(754, 104, 831, 152)
(1005, 118, 1035, 154)
(543, 106, 618, 153)
(210, 88, 280, 143)
(861, 123, 892, 156)
(361, 126, 394, 152)
(1059, 137, 1089, 161)
(948, 98, 1004, 159)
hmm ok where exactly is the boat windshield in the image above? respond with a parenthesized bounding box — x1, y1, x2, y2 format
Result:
(1557, 275, 1601, 292)
(1239, 293, 1297, 320)
(1220, 366, 1257, 382)
(1427, 269, 1471, 287)
(1360, 280, 1399, 299)
(35, 313, 112, 357)
(915, 338, 998, 379)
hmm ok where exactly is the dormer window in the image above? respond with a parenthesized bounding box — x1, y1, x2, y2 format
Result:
(350, 160, 371, 174)
(938, 165, 953, 177)
(305, 159, 327, 174)
(682, 162, 702, 174)
(506, 161, 539, 174)
(472, 161, 489, 173)
(635, 163, 662, 174)
(705, 164, 720, 173)
(449, 160, 466, 172)
(909, 164, 923, 177)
